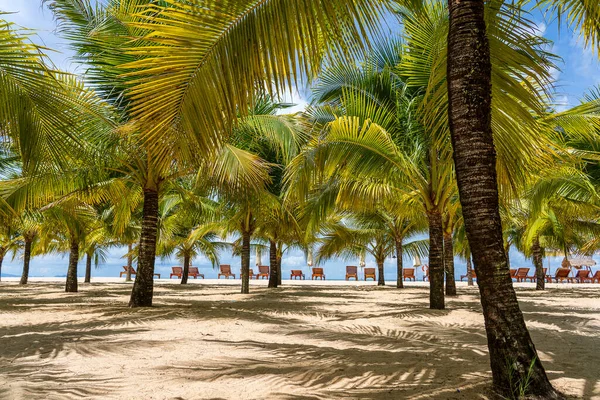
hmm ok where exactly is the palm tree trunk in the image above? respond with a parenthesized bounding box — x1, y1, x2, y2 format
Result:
(129, 188, 159, 307)
(20, 238, 32, 285)
(444, 233, 457, 296)
(277, 243, 282, 286)
(447, 0, 558, 396)
(268, 239, 278, 288)
(66, 237, 79, 293)
(377, 260, 385, 286)
(181, 253, 190, 284)
(396, 239, 404, 289)
(0, 251, 5, 282)
(241, 230, 251, 294)
(466, 256, 474, 286)
(532, 237, 545, 291)
(84, 251, 92, 283)
(126, 243, 133, 282)
(427, 210, 445, 309)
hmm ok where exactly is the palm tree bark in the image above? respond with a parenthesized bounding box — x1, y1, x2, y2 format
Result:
(377, 260, 385, 286)
(241, 230, 251, 294)
(444, 233, 457, 295)
(0, 250, 5, 282)
(532, 237, 545, 291)
(447, 0, 559, 396)
(20, 237, 32, 285)
(181, 253, 190, 284)
(466, 256, 474, 286)
(126, 243, 133, 282)
(395, 239, 404, 289)
(427, 210, 445, 309)
(129, 188, 159, 307)
(66, 237, 79, 293)
(268, 239, 278, 288)
(84, 251, 92, 283)
(277, 243, 282, 286)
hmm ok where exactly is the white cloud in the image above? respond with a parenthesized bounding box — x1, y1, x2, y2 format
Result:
(533, 21, 547, 36)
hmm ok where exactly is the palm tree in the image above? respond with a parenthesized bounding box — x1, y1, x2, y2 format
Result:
(0, 220, 20, 282)
(17, 214, 41, 285)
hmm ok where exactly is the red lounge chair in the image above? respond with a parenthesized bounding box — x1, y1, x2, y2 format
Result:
(290, 270, 305, 280)
(460, 269, 476, 281)
(515, 268, 530, 282)
(218, 265, 236, 279)
(120, 266, 136, 278)
(364, 268, 376, 281)
(188, 267, 204, 279)
(345, 266, 358, 281)
(510, 269, 518, 280)
(170, 267, 183, 279)
(569, 269, 590, 283)
(526, 268, 546, 282)
(403, 268, 416, 281)
(586, 270, 600, 283)
(312, 267, 325, 280)
(248, 269, 255, 279)
(548, 268, 571, 283)
(257, 266, 269, 279)
(422, 265, 429, 281)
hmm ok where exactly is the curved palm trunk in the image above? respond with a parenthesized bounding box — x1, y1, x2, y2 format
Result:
(444, 233, 457, 295)
(0, 249, 5, 282)
(129, 189, 159, 307)
(181, 254, 190, 284)
(277, 243, 282, 286)
(427, 210, 445, 309)
(126, 243, 133, 282)
(377, 260, 385, 286)
(268, 239, 278, 288)
(66, 238, 79, 293)
(241, 230, 251, 294)
(84, 251, 92, 283)
(532, 237, 545, 291)
(447, 0, 558, 396)
(396, 239, 404, 289)
(20, 238, 32, 285)
(466, 256, 474, 286)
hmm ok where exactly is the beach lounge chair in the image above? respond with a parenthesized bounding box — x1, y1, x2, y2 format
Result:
(460, 269, 476, 281)
(257, 266, 269, 279)
(403, 268, 416, 281)
(188, 267, 204, 279)
(422, 265, 429, 281)
(248, 269, 255, 279)
(120, 266, 136, 278)
(312, 267, 325, 280)
(587, 270, 600, 283)
(345, 266, 358, 281)
(218, 265, 236, 279)
(509, 269, 518, 280)
(515, 268, 530, 282)
(364, 268, 376, 281)
(548, 268, 571, 283)
(290, 270, 305, 280)
(526, 268, 546, 282)
(170, 267, 183, 279)
(569, 269, 590, 283)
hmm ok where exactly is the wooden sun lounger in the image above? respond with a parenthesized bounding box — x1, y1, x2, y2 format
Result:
(170, 267, 183, 279)
(121, 266, 160, 278)
(586, 270, 600, 283)
(256, 265, 269, 279)
(525, 268, 546, 282)
(569, 269, 590, 283)
(515, 267, 530, 282)
(290, 270, 305, 280)
(312, 267, 325, 280)
(403, 268, 416, 281)
(218, 265, 236, 279)
(188, 267, 204, 279)
(120, 266, 135, 278)
(460, 270, 476, 281)
(548, 268, 571, 283)
(248, 269, 255, 279)
(509, 269, 518, 280)
(364, 268, 376, 281)
(345, 266, 358, 281)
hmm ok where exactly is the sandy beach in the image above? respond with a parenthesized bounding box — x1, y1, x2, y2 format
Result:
(0, 280, 599, 399)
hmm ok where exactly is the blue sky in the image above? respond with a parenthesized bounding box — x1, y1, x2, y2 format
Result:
(0, 2, 599, 280)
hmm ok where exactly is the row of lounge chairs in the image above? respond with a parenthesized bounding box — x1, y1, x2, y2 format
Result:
(120, 264, 600, 283)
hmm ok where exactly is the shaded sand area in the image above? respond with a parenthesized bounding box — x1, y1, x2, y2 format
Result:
(1, 282, 599, 399)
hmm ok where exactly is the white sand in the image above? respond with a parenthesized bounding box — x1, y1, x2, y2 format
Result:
(0, 280, 598, 399)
